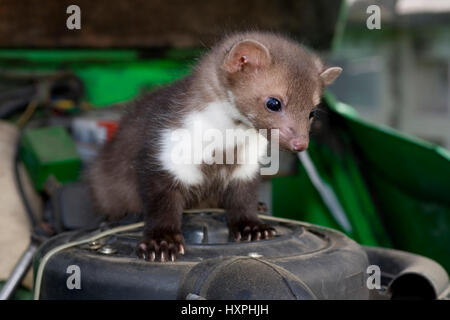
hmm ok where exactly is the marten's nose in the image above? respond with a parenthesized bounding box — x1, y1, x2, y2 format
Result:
(290, 138, 309, 152)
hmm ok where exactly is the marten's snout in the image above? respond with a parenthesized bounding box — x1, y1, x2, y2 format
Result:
(290, 137, 309, 152)
(280, 127, 309, 152)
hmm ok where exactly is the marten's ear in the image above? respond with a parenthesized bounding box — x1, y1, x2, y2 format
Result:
(223, 39, 271, 73)
(320, 67, 342, 86)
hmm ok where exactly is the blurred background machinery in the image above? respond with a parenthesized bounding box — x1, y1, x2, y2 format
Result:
(0, 0, 449, 299)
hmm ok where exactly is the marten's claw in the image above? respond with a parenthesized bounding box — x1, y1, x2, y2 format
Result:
(137, 231, 185, 262)
(231, 222, 276, 242)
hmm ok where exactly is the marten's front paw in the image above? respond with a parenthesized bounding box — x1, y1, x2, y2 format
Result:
(137, 230, 185, 262)
(230, 221, 276, 242)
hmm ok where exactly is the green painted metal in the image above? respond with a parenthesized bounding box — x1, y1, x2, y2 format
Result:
(20, 126, 81, 191)
(0, 49, 192, 107)
(272, 136, 392, 248)
(273, 93, 450, 272)
(0, 49, 139, 62)
(74, 59, 190, 106)
(328, 94, 450, 271)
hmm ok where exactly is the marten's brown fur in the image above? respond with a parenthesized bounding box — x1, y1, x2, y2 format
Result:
(88, 32, 342, 262)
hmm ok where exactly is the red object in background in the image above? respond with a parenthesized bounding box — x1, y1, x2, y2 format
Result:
(97, 121, 119, 140)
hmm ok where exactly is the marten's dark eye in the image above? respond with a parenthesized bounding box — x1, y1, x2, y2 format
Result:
(265, 97, 282, 112)
(309, 109, 317, 119)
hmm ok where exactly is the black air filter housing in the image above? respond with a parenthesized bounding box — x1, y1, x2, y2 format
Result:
(34, 212, 371, 300)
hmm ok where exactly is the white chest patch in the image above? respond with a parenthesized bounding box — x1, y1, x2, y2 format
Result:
(158, 98, 267, 186)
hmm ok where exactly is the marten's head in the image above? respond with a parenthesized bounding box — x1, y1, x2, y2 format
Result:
(218, 32, 341, 152)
